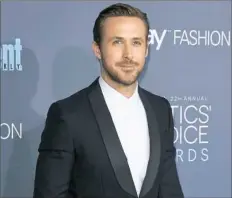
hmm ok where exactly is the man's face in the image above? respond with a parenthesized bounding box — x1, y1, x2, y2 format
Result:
(93, 16, 148, 86)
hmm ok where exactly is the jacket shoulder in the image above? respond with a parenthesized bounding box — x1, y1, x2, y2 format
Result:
(141, 88, 171, 109)
(48, 86, 89, 116)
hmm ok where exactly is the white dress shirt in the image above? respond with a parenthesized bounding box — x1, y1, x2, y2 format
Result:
(99, 76, 150, 196)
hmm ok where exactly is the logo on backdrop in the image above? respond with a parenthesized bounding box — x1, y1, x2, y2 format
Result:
(148, 29, 231, 50)
(1, 123, 23, 140)
(170, 96, 212, 163)
(0, 38, 23, 71)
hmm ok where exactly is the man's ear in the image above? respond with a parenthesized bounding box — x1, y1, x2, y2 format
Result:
(92, 41, 101, 60)
(145, 44, 149, 58)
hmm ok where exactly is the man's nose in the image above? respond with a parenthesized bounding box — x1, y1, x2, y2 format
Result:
(123, 44, 133, 60)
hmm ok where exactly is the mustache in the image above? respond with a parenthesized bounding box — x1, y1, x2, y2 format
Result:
(116, 60, 139, 67)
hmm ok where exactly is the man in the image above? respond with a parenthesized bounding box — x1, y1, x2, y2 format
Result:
(33, 3, 184, 198)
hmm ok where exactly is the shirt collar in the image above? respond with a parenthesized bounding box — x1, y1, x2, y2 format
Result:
(98, 76, 139, 105)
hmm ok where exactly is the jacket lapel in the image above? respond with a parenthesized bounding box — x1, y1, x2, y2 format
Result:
(87, 78, 161, 198)
(88, 79, 137, 197)
(138, 88, 161, 197)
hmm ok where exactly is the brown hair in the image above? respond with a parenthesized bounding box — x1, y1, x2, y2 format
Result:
(93, 3, 150, 45)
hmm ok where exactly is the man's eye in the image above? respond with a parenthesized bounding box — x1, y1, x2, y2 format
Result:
(133, 41, 142, 46)
(113, 40, 122, 45)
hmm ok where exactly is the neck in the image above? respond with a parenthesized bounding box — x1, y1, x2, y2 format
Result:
(101, 73, 137, 98)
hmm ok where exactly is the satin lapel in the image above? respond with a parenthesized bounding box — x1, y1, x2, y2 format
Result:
(138, 88, 161, 197)
(88, 80, 138, 197)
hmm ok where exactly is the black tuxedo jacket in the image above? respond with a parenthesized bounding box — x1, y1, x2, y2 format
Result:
(33, 78, 184, 198)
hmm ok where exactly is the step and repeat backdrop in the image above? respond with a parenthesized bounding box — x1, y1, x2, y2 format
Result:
(1, 1, 231, 197)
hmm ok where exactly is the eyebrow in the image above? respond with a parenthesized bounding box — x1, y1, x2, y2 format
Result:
(108, 36, 124, 42)
(132, 37, 145, 42)
(108, 37, 145, 42)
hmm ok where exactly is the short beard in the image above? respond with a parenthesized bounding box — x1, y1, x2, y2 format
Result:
(101, 61, 141, 87)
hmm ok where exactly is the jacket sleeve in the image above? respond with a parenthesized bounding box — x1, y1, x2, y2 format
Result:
(33, 102, 75, 198)
(158, 99, 184, 198)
